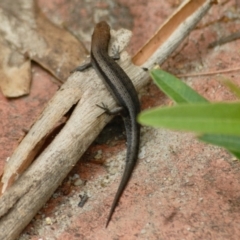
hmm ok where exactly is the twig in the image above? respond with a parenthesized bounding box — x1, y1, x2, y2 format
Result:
(178, 67, 240, 78)
(208, 31, 240, 48)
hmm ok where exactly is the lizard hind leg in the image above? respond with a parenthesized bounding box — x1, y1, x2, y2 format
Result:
(96, 103, 123, 115)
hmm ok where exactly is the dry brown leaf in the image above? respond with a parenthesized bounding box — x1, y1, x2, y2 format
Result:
(0, 38, 31, 97)
(0, 0, 87, 97)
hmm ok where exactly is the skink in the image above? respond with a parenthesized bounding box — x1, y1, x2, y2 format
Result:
(76, 21, 140, 227)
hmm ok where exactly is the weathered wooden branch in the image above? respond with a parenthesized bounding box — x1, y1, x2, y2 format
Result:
(0, 1, 215, 239)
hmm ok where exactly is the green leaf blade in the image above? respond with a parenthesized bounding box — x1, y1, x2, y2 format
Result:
(151, 69, 208, 104)
(138, 102, 240, 135)
(199, 134, 240, 152)
(229, 151, 240, 159)
(199, 134, 240, 160)
(224, 79, 240, 99)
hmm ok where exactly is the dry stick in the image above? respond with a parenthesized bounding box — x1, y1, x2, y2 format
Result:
(178, 67, 240, 78)
(208, 31, 240, 48)
(0, 1, 214, 239)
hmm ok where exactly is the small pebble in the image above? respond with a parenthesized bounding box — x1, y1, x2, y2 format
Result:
(74, 179, 84, 186)
(45, 217, 52, 225)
